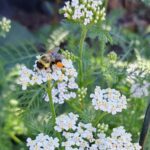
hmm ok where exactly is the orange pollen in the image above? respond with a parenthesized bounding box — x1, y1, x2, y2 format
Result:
(56, 62, 64, 68)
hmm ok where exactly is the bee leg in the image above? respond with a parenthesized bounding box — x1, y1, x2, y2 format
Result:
(50, 62, 55, 70)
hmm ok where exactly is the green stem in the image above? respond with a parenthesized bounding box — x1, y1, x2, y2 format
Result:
(100, 37, 105, 63)
(46, 81, 62, 142)
(104, 0, 109, 9)
(67, 101, 83, 114)
(79, 26, 87, 87)
(93, 112, 107, 126)
(46, 80, 56, 126)
(9, 133, 23, 144)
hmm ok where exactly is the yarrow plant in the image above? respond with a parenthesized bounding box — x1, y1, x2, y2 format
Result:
(16, 0, 144, 149)
(0, 17, 11, 37)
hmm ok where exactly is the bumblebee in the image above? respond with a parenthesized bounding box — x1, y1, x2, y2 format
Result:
(36, 48, 64, 70)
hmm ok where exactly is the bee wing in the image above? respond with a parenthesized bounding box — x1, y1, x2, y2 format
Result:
(47, 47, 60, 54)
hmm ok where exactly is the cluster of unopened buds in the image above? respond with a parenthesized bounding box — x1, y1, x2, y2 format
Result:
(90, 86, 127, 115)
(61, 0, 106, 25)
(17, 56, 78, 104)
(77, 87, 87, 101)
(0, 17, 11, 37)
(107, 51, 117, 63)
(97, 123, 108, 133)
(27, 113, 141, 150)
(62, 50, 78, 61)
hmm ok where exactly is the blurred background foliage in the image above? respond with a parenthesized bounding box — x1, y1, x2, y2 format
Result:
(0, 0, 150, 149)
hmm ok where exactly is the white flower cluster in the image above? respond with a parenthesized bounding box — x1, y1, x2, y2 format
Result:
(127, 59, 150, 98)
(0, 17, 11, 37)
(62, 122, 97, 149)
(107, 126, 141, 150)
(61, 0, 106, 25)
(90, 86, 127, 115)
(53, 113, 140, 150)
(26, 133, 59, 150)
(17, 58, 78, 104)
(54, 112, 79, 132)
(131, 81, 150, 98)
(127, 59, 150, 84)
(55, 113, 97, 149)
(26, 113, 141, 150)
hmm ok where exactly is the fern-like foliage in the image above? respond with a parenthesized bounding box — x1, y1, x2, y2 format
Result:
(0, 41, 39, 70)
(141, 0, 150, 5)
(47, 27, 69, 50)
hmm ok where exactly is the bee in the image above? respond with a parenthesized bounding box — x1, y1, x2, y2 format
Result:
(36, 48, 64, 70)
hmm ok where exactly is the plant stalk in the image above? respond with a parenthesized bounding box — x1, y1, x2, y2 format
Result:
(93, 112, 107, 126)
(79, 26, 87, 87)
(104, 0, 109, 9)
(9, 133, 23, 145)
(46, 80, 62, 142)
(46, 80, 56, 126)
(67, 101, 83, 114)
(100, 37, 105, 63)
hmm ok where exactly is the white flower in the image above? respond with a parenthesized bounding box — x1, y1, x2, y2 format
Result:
(93, 133, 108, 150)
(17, 66, 33, 90)
(90, 86, 127, 115)
(30, 73, 43, 85)
(61, 0, 106, 25)
(71, 0, 79, 7)
(131, 81, 150, 98)
(26, 133, 59, 150)
(54, 113, 79, 132)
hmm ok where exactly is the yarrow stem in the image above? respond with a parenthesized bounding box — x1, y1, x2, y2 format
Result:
(93, 112, 107, 126)
(100, 37, 105, 63)
(67, 101, 82, 114)
(79, 26, 88, 87)
(46, 80, 56, 126)
(9, 133, 23, 145)
(46, 80, 62, 142)
(104, 0, 109, 9)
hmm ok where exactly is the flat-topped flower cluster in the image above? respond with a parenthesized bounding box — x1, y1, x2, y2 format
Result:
(27, 113, 141, 150)
(127, 60, 150, 84)
(61, 0, 106, 25)
(26, 133, 59, 150)
(17, 57, 78, 104)
(131, 81, 150, 98)
(90, 86, 127, 115)
(127, 58, 150, 98)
